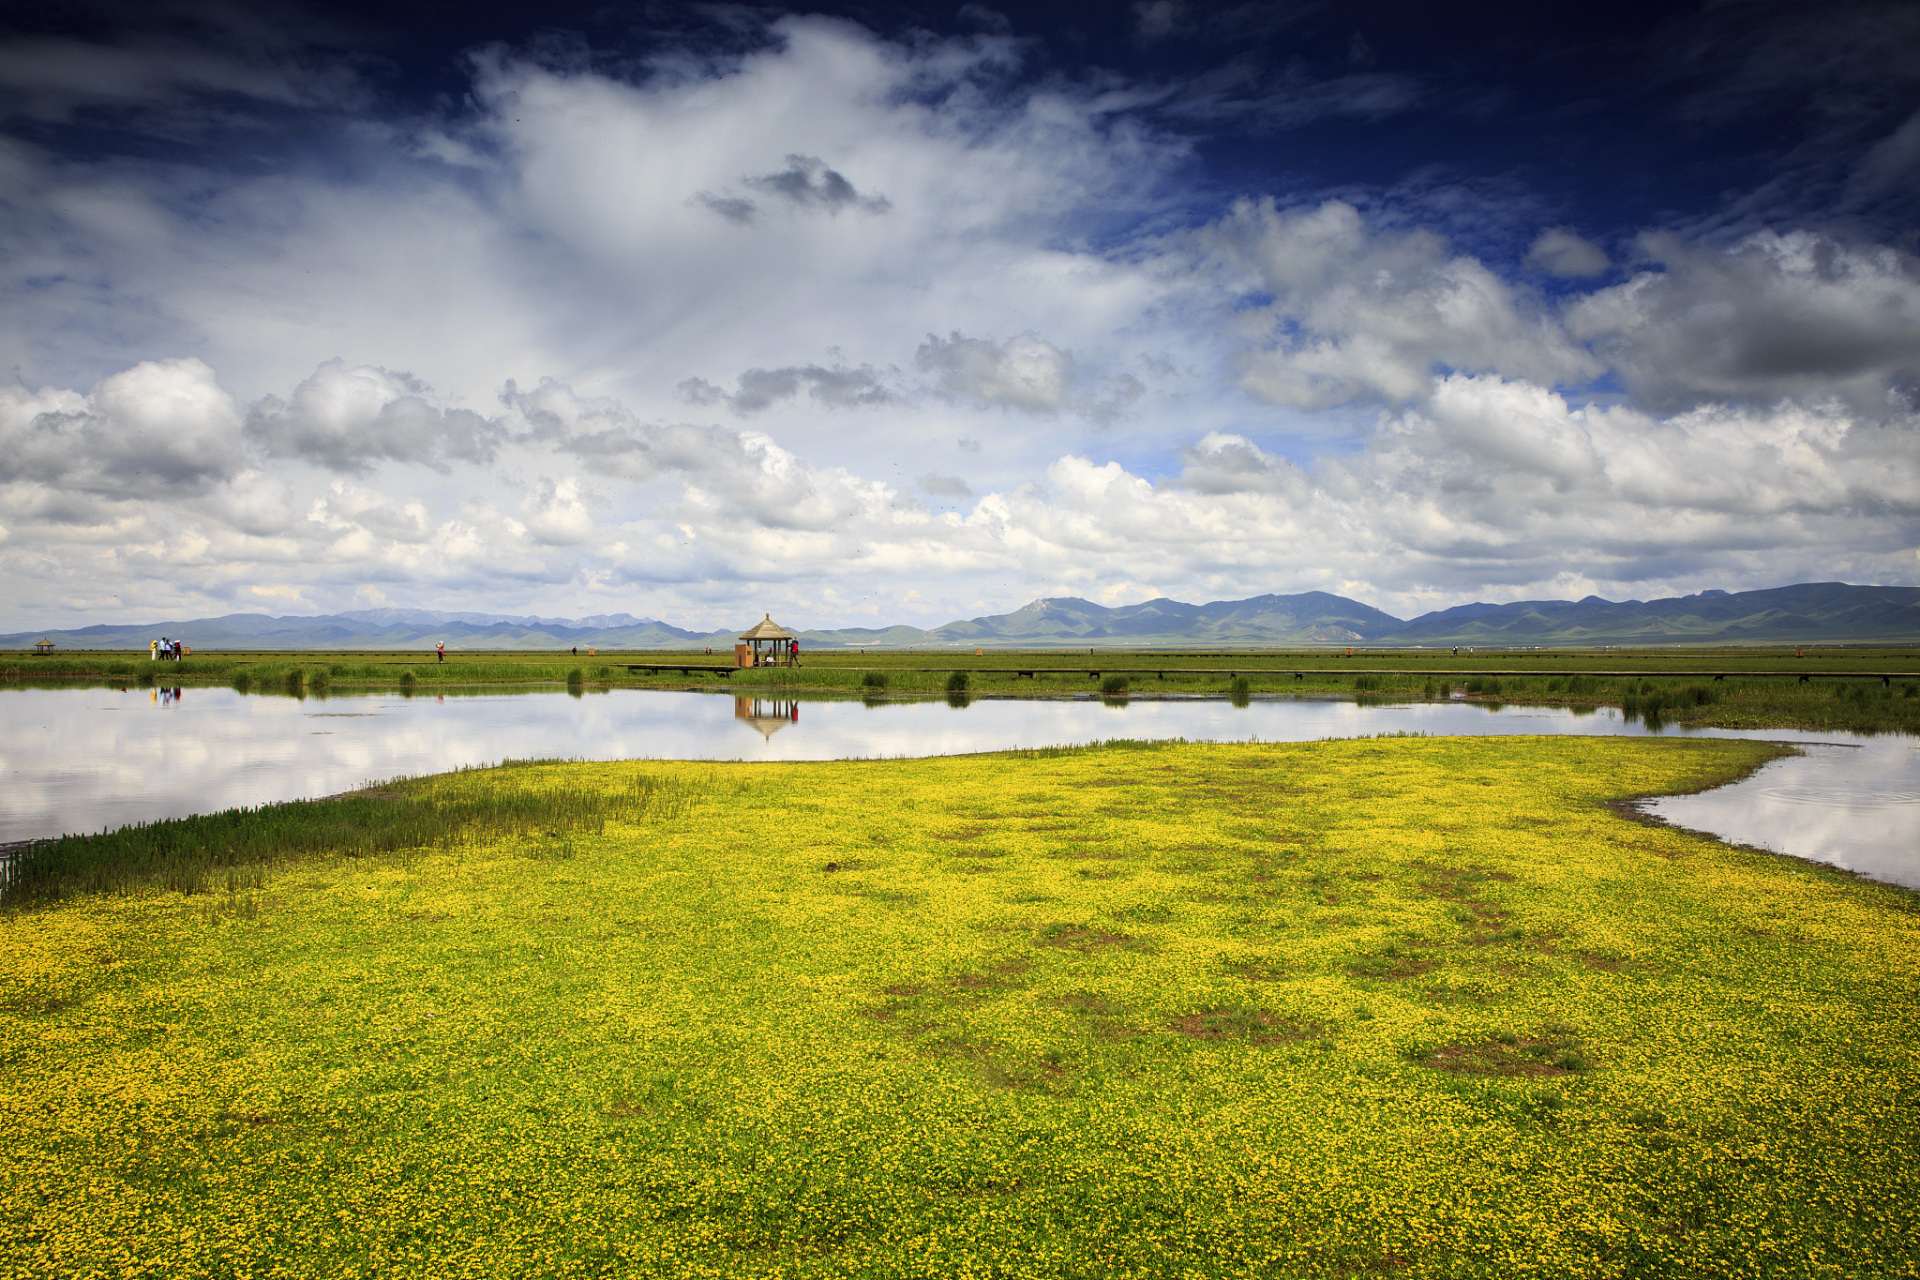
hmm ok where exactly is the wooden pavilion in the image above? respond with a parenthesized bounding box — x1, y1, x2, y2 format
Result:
(32, 638, 55, 654)
(735, 614, 799, 667)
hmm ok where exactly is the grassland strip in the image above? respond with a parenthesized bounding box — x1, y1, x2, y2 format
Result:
(8, 646, 1919, 732)
(3, 737, 1916, 1278)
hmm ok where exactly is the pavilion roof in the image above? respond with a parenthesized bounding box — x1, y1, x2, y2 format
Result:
(738, 614, 797, 641)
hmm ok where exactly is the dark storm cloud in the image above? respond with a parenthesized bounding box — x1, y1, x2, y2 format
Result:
(694, 193, 755, 223)
(1566, 231, 1920, 414)
(747, 155, 888, 213)
(699, 155, 890, 223)
(677, 363, 896, 415)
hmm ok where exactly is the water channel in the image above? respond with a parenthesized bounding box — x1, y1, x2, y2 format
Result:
(2, 684, 1914, 889)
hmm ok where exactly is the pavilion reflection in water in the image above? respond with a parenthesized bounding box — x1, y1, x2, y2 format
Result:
(734, 697, 801, 739)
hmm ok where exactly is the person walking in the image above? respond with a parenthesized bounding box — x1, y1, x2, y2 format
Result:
(436, 642, 445, 663)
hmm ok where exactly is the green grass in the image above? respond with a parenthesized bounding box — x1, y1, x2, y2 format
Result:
(3, 761, 705, 902)
(6, 646, 1920, 732)
(4, 737, 1917, 1278)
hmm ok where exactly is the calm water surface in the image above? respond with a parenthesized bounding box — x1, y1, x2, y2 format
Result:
(3, 685, 1913, 888)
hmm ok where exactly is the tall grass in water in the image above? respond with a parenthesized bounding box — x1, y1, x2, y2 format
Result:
(3, 762, 703, 904)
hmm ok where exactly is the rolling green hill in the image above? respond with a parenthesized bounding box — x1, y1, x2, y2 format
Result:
(4, 582, 1916, 651)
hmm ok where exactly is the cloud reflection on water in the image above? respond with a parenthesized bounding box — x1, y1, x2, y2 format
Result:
(1, 687, 1913, 890)
(1643, 741, 1920, 890)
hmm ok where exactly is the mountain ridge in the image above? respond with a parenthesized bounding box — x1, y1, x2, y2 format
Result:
(4, 583, 1917, 651)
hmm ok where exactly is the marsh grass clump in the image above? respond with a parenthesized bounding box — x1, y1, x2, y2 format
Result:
(1352, 674, 1381, 692)
(1464, 676, 1503, 696)
(3, 764, 702, 903)
(229, 672, 251, 694)
(861, 671, 889, 690)
(945, 670, 970, 694)
(399, 669, 416, 689)
(1100, 675, 1129, 697)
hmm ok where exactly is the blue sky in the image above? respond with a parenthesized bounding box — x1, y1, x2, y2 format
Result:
(1, 0, 1917, 629)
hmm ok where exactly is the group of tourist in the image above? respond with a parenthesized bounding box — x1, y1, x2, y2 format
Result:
(149, 637, 185, 660)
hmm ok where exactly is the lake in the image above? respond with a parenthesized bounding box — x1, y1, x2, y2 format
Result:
(3, 685, 1914, 889)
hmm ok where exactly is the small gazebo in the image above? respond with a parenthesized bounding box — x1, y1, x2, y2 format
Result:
(736, 614, 798, 667)
(32, 638, 55, 654)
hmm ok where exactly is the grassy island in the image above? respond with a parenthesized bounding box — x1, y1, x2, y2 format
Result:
(7, 644, 1918, 733)
(4, 736, 1917, 1278)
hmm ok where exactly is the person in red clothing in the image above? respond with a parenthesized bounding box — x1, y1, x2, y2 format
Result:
(436, 642, 445, 663)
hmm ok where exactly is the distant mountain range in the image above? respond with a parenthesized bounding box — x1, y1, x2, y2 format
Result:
(5, 582, 1918, 651)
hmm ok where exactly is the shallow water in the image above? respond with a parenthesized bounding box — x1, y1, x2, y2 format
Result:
(1641, 739, 1920, 889)
(2, 685, 1913, 889)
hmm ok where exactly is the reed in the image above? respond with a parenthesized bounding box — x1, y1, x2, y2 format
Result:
(2, 762, 704, 904)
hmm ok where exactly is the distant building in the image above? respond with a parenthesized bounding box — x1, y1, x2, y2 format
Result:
(32, 638, 55, 654)
(736, 615, 798, 667)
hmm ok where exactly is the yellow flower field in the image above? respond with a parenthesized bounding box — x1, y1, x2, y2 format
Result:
(3, 736, 1916, 1279)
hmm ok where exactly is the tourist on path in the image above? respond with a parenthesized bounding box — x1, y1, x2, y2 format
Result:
(437, 642, 445, 663)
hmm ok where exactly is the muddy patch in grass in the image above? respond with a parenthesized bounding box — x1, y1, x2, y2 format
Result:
(1410, 1031, 1590, 1077)
(1169, 1007, 1320, 1045)
(1035, 923, 1141, 951)
(1347, 946, 1439, 979)
(1227, 956, 1292, 982)
(1046, 991, 1143, 1039)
